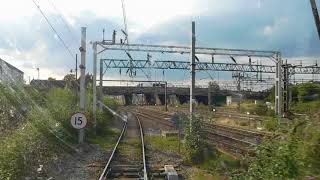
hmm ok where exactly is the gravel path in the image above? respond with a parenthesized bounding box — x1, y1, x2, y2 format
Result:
(44, 143, 111, 180)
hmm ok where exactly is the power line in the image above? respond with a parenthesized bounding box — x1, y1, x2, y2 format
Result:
(47, 0, 78, 45)
(121, 0, 129, 44)
(32, 0, 74, 59)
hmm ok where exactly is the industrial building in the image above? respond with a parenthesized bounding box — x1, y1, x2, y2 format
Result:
(0, 58, 24, 83)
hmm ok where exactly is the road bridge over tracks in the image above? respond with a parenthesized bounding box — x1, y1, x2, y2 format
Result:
(102, 86, 269, 105)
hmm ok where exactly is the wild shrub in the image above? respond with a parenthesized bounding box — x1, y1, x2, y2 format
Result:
(184, 117, 208, 164)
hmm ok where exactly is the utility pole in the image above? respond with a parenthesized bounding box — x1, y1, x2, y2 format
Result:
(75, 54, 78, 80)
(79, 27, 86, 144)
(237, 72, 241, 112)
(283, 60, 289, 116)
(274, 52, 282, 118)
(208, 82, 212, 107)
(190, 21, 196, 131)
(36, 68, 40, 80)
(165, 82, 168, 111)
(99, 57, 103, 111)
(75, 54, 78, 105)
(93, 42, 97, 135)
(310, 0, 320, 39)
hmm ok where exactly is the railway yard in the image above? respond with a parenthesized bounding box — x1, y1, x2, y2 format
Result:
(2, 1, 320, 179)
(91, 104, 277, 179)
(1, 82, 320, 179)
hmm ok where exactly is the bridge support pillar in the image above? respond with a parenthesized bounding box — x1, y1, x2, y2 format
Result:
(132, 94, 146, 105)
(124, 94, 133, 105)
(154, 93, 162, 105)
(208, 84, 212, 106)
(169, 94, 179, 106)
(132, 94, 138, 105)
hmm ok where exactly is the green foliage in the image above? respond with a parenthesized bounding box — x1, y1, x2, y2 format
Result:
(239, 101, 274, 116)
(0, 84, 46, 136)
(294, 120, 320, 176)
(296, 83, 320, 102)
(263, 117, 278, 131)
(184, 117, 208, 164)
(253, 103, 268, 116)
(0, 80, 120, 179)
(145, 136, 185, 154)
(291, 101, 320, 114)
(48, 77, 56, 81)
(63, 74, 76, 82)
(46, 88, 78, 136)
(0, 86, 80, 179)
(0, 122, 42, 179)
(243, 138, 299, 179)
(265, 86, 275, 103)
(237, 118, 320, 179)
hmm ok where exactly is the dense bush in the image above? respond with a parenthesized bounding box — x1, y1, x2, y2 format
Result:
(0, 84, 39, 135)
(243, 138, 299, 179)
(239, 101, 274, 116)
(184, 117, 208, 164)
(0, 83, 119, 179)
(236, 117, 320, 179)
(0, 86, 79, 179)
(263, 117, 278, 131)
(296, 83, 320, 102)
(291, 101, 320, 114)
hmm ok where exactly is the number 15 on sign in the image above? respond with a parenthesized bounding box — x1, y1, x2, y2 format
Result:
(70, 113, 87, 129)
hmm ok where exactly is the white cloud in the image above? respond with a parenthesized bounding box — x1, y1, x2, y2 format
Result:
(263, 26, 273, 36)
(263, 17, 289, 37)
(0, 0, 318, 84)
(0, 40, 68, 81)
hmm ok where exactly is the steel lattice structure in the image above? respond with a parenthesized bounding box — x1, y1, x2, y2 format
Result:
(97, 42, 278, 57)
(101, 59, 320, 75)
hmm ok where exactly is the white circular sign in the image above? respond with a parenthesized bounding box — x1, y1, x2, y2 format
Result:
(70, 113, 87, 129)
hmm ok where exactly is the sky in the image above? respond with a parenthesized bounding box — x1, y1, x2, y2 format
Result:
(0, 0, 320, 86)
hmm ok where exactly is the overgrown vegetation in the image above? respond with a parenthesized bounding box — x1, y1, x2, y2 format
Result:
(0, 82, 118, 179)
(184, 117, 214, 164)
(235, 117, 320, 179)
(234, 82, 320, 179)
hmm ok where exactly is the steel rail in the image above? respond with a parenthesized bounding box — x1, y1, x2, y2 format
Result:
(98, 108, 148, 179)
(134, 113, 148, 180)
(99, 121, 127, 180)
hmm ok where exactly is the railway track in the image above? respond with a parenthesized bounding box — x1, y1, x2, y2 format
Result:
(169, 106, 267, 122)
(133, 107, 269, 157)
(99, 111, 148, 180)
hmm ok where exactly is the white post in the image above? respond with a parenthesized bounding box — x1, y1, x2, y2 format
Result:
(93, 42, 97, 135)
(99, 58, 103, 111)
(79, 27, 86, 144)
(274, 52, 282, 118)
(190, 21, 196, 131)
(278, 53, 282, 117)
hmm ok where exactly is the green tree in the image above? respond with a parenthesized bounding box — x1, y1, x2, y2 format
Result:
(48, 77, 56, 81)
(296, 82, 320, 102)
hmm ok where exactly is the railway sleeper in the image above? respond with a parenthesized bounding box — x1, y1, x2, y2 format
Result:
(108, 165, 144, 178)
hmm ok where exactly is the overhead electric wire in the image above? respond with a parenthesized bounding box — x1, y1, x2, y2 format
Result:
(32, 0, 74, 59)
(47, 0, 79, 45)
(32, 0, 80, 88)
(121, 0, 129, 44)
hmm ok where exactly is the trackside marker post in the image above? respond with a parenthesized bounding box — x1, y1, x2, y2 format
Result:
(70, 112, 87, 129)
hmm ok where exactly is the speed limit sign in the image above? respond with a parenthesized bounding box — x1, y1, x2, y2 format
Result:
(70, 112, 87, 129)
